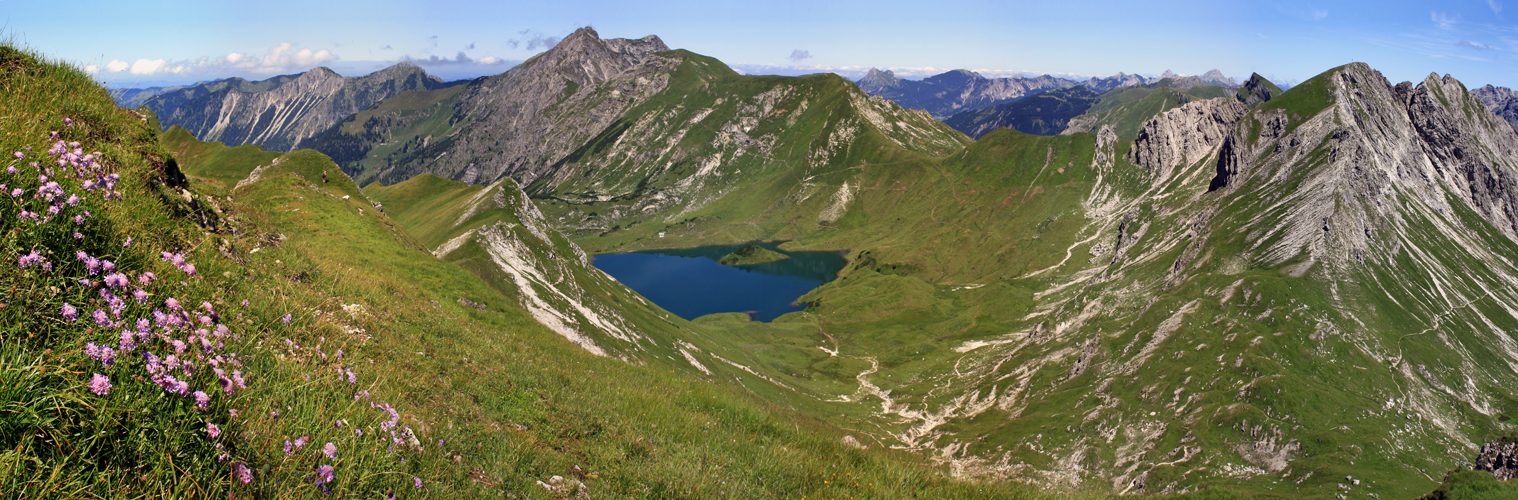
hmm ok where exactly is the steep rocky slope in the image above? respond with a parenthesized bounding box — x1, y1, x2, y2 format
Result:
(855, 68, 1077, 119)
(1473, 84, 1518, 134)
(144, 62, 451, 151)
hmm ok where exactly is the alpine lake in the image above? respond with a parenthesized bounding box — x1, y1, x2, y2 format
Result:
(591, 242, 846, 322)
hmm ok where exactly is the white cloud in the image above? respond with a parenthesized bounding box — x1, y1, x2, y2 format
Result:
(1310, 9, 1328, 21)
(401, 51, 508, 67)
(90, 42, 341, 80)
(1432, 11, 1459, 29)
(128, 58, 170, 74)
(84, 64, 99, 74)
(261, 42, 337, 68)
(788, 49, 812, 63)
(1491, 0, 1504, 18)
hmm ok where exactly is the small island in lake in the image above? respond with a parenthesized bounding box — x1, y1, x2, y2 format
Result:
(718, 243, 790, 266)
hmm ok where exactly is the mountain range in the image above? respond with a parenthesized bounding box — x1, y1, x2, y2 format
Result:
(53, 27, 1518, 498)
(138, 62, 459, 152)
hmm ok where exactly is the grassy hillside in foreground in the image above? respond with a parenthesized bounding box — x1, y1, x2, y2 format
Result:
(134, 63, 1074, 498)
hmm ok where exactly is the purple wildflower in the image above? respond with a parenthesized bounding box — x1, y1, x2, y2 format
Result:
(293, 436, 308, 448)
(233, 463, 252, 484)
(415, 477, 423, 489)
(283, 440, 294, 455)
(11, 151, 21, 159)
(282, 313, 292, 325)
(92, 309, 110, 327)
(206, 422, 221, 439)
(89, 373, 111, 395)
(316, 464, 335, 484)
(19, 250, 47, 269)
(61, 303, 78, 321)
(9, 188, 21, 198)
(139, 272, 155, 285)
(323, 442, 336, 459)
(104, 273, 128, 289)
(132, 288, 149, 303)
(165, 297, 180, 310)
(193, 391, 210, 410)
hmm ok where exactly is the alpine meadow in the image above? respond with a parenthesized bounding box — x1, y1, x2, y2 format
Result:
(5, 6, 1518, 500)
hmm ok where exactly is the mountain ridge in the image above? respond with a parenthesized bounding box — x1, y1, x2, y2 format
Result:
(142, 61, 455, 151)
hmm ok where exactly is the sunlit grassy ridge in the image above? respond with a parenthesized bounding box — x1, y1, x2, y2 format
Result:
(14, 43, 1072, 498)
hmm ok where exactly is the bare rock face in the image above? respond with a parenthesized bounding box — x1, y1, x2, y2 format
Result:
(1472, 84, 1518, 135)
(151, 62, 447, 151)
(1474, 439, 1517, 481)
(1127, 97, 1248, 183)
(386, 27, 673, 185)
(1210, 63, 1518, 269)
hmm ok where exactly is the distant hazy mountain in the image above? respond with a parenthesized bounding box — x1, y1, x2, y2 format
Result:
(947, 76, 1239, 140)
(111, 85, 190, 109)
(854, 68, 1077, 119)
(943, 86, 1102, 138)
(1473, 84, 1518, 133)
(141, 62, 456, 151)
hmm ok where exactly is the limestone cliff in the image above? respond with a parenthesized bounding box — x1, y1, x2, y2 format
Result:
(1127, 97, 1248, 183)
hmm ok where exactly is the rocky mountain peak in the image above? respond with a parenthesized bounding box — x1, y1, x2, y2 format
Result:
(1159, 69, 1178, 79)
(1200, 69, 1237, 86)
(857, 68, 902, 92)
(1472, 84, 1518, 134)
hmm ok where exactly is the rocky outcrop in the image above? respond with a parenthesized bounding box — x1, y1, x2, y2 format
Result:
(1127, 97, 1248, 183)
(1474, 438, 1517, 481)
(148, 62, 449, 150)
(1079, 72, 1154, 92)
(1472, 84, 1518, 135)
(854, 68, 1077, 119)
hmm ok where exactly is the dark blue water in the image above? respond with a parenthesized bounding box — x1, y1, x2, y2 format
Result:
(591, 242, 846, 322)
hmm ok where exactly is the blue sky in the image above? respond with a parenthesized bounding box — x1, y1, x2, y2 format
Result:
(3, 0, 1515, 90)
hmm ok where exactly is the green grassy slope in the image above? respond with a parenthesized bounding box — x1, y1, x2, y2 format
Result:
(302, 84, 470, 187)
(154, 100, 1071, 499)
(1, 42, 1085, 499)
(512, 58, 1518, 500)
